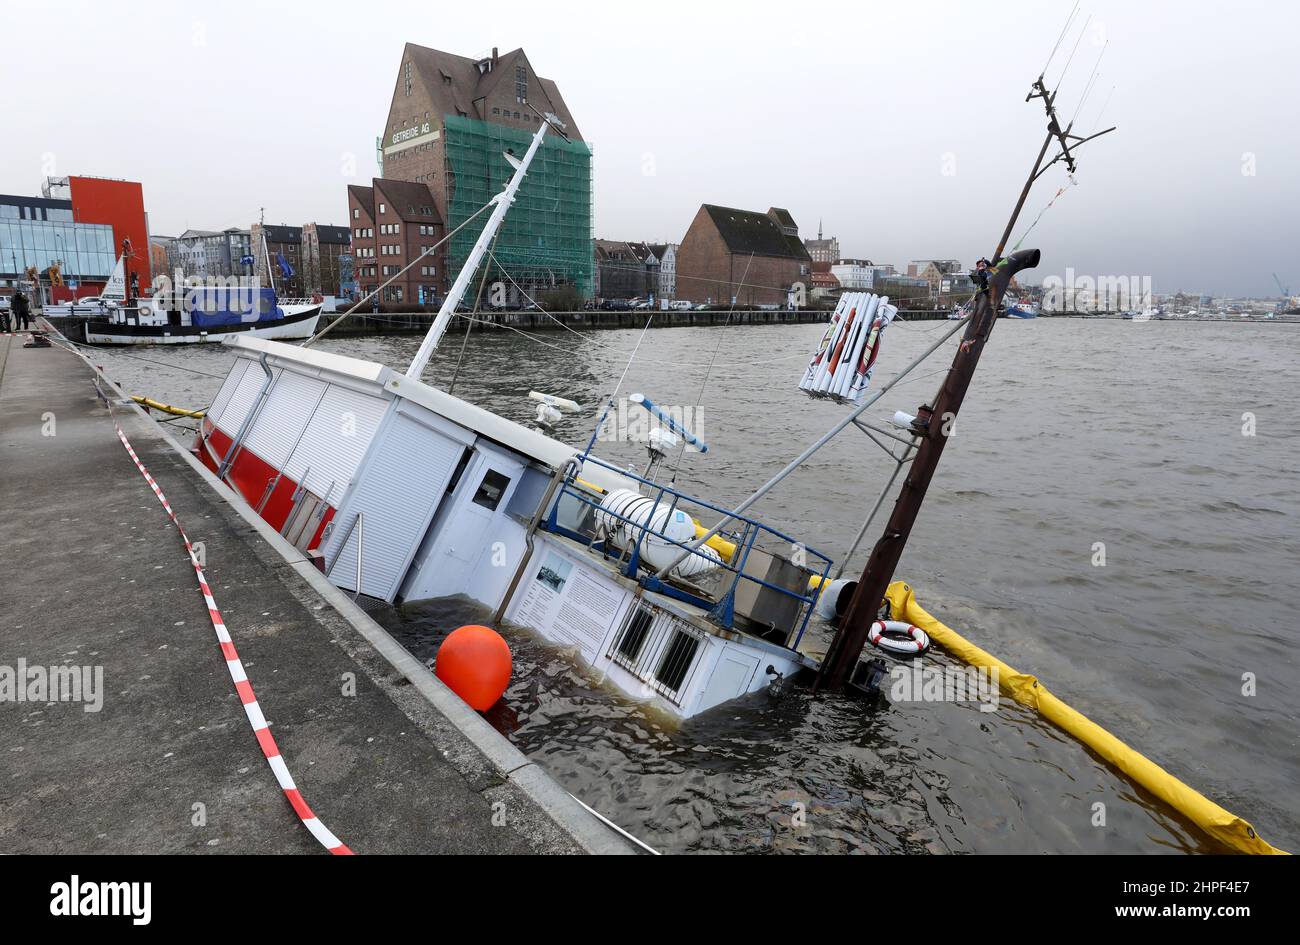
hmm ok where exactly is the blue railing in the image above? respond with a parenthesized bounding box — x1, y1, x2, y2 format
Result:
(542, 453, 832, 650)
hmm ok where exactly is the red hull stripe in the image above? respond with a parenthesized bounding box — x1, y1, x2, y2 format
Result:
(112, 421, 352, 855)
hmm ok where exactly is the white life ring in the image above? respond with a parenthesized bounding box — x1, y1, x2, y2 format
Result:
(868, 620, 930, 656)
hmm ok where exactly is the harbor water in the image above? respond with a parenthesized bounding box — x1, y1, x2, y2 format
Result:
(83, 317, 1300, 853)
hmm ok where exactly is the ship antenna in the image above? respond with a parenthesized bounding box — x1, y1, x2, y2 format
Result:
(816, 66, 1116, 691)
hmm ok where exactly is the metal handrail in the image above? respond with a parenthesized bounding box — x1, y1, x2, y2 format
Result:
(324, 511, 365, 601)
(546, 455, 831, 647)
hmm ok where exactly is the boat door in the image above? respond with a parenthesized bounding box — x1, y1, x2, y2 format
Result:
(399, 441, 526, 607)
(324, 401, 474, 602)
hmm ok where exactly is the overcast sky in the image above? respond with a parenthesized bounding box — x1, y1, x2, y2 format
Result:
(3, 0, 1295, 296)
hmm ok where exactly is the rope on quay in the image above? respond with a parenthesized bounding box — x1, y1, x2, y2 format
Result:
(107, 407, 353, 855)
(883, 581, 1288, 855)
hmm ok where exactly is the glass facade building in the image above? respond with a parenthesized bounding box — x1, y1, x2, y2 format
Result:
(0, 196, 115, 283)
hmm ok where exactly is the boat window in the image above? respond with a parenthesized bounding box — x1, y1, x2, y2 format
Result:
(472, 470, 510, 510)
(655, 629, 700, 695)
(616, 606, 654, 663)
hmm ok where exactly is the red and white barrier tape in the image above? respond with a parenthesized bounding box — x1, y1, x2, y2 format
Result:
(112, 422, 353, 855)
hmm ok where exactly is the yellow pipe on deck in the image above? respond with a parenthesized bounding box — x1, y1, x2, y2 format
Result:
(882, 580, 1287, 856)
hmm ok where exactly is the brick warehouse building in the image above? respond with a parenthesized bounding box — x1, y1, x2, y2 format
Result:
(347, 180, 443, 305)
(359, 43, 593, 299)
(675, 205, 812, 306)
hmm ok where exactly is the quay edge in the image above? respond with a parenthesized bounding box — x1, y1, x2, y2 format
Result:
(0, 325, 637, 854)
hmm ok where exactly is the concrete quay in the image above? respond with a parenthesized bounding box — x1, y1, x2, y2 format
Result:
(0, 326, 634, 854)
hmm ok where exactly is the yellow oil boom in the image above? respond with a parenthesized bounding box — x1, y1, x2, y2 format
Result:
(883, 581, 1286, 855)
(132, 395, 205, 419)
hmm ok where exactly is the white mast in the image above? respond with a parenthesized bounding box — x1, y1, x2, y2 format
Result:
(405, 112, 561, 380)
(262, 228, 277, 295)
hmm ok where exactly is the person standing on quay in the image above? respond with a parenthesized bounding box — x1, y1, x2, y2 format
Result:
(12, 290, 31, 331)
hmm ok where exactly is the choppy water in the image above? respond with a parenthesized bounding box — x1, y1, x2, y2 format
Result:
(85, 317, 1300, 853)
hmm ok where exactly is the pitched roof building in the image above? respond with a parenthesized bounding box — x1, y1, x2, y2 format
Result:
(804, 222, 840, 264)
(675, 205, 812, 306)
(347, 179, 443, 305)
(366, 43, 594, 297)
(594, 239, 658, 300)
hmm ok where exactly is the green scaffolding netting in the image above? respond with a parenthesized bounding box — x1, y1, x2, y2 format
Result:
(443, 115, 594, 298)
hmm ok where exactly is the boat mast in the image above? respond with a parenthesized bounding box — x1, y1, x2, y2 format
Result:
(260, 210, 277, 296)
(818, 76, 1115, 690)
(405, 112, 563, 380)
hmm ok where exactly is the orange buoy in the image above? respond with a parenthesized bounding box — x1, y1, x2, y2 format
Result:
(435, 625, 512, 711)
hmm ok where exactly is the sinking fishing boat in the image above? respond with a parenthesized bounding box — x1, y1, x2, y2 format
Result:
(188, 100, 1056, 718)
(191, 114, 827, 717)
(168, 46, 1290, 856)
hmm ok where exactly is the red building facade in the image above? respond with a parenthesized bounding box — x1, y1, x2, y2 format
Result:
(67, 176, 151, 296)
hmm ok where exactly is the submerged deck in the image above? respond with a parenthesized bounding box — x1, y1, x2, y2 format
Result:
(0, 327, 632, 854)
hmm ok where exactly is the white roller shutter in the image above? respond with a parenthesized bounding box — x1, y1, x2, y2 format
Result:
(206, 359, 250, 426)
(283, 385, 389, 505)
(244, 370, 328, 472)
(325, 411, 464, 602)
(217, 364, 281, 437)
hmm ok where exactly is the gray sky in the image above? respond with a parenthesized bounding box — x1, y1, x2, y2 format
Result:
(3, 0, 1296, 296)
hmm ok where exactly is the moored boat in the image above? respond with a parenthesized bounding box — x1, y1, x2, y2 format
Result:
(84, 286, 321, 345)
(1004, 297, 1038, 318)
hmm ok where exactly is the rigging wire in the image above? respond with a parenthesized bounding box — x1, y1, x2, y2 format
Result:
(1040, 1, 1081, 78)
(1008, 170, 1077, 253)
(1052, 13, 1093, 93)
(1068, 41, 1107, 129)
(1086, 82, 1117, 135)
(59, 339, 232, 380)
(434, 308, 814, 370)
(667, 252, 757, 481)
(302, 199, 494, 348)
(582, 310, 658, 458)
(447, 229, 501, 395)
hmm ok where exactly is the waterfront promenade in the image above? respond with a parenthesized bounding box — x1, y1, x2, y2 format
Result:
(0, 327, 631, 854)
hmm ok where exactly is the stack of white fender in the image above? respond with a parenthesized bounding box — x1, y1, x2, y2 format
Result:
(799, 292, 898, 403)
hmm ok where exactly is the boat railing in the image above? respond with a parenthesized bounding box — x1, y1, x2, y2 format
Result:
(277, 297, 317, 307)
(544, 454, 831, 649)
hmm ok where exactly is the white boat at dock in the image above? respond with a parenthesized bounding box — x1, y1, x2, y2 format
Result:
(83, 290, 321, 345)
(76, 234, 321, 346)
